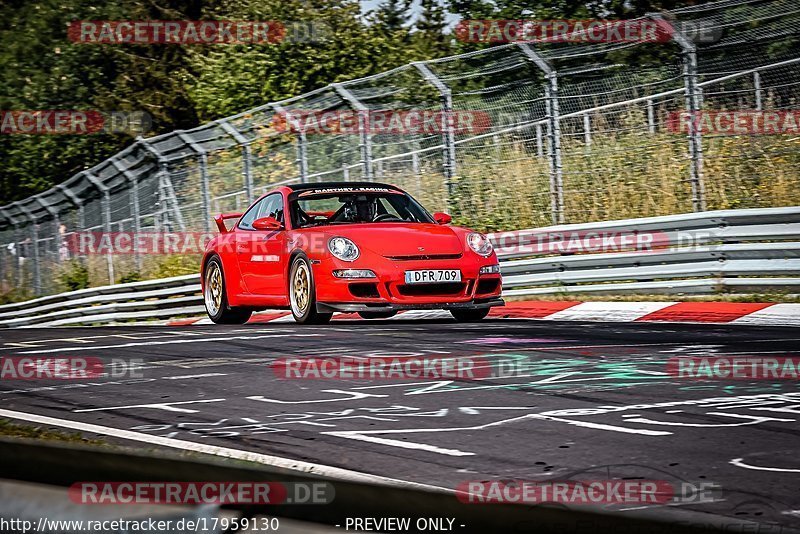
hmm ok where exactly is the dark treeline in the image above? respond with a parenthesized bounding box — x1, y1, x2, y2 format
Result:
(0, 0, 702, 203)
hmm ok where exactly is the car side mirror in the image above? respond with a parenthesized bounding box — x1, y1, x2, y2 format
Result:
(252, 216, 283, 231)
(433, 212, 452, 225)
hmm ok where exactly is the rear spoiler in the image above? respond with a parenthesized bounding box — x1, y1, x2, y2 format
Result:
(214, 212, 243, 233)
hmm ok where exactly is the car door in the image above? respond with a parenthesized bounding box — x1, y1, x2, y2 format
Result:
(236, 193, 287, 297)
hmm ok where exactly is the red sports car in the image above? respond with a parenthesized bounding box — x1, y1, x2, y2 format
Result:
(201, 182, 503, 324)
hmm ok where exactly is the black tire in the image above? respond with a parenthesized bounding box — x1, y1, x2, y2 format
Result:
(289, 254, 333, 324)
(204, 256, 252, 324)
(450, 308, 490, 322)
(357, 311, 398, 320)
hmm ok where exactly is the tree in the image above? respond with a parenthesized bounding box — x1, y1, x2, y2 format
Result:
(372, 0, 413, 32)
(413, 0, 451, 58)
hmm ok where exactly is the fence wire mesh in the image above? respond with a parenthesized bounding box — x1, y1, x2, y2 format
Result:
(2, 0, 799, 296)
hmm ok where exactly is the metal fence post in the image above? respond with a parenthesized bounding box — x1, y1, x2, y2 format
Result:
(412, 62, 456, 211)
(177, 133, 212, 231)
(14, 222, 24, 288)
(17, 203, 42, 295)
(518, 43, 564, 224)
(56, 184, 83, 214)
(583, 113, 592, 149)
(56, 184, 84, 266)
(242, 145, 254, 203)
(653, 13, 706, 212)
(0, 208, 10, 285)
(333, 83, 373, 180)
(0, 207, 22, 289)
(111, 158, 142, 270)
(273, 104, 308, 183)
(84, 171, 115, 284)
(297, 130, 309, 183)
(218, 120, 255, 204)
(35, 196, 59, 257)
(198, 153, 212, 230)
(34, 197, 60, 292)
(754, 71, 763, 110)
(647, 99, 656, 133)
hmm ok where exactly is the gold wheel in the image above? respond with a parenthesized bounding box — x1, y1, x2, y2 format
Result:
(204, 261, 223, 316)
(291, 260, 311, 316)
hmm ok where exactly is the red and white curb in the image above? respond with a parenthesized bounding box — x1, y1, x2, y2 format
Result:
(166, 301, 800, 327)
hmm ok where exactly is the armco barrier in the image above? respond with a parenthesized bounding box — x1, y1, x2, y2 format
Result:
(0, 437, 779, 534)
(1, 207, 798, 327)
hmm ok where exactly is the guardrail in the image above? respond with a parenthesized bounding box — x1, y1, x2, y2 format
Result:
(0, 274, 203, 328)
(0, 437, 771, 534)
(492, 206, 800, 297)
(1, 207, 798, 327)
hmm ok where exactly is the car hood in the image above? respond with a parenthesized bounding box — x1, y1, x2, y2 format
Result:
(317, 223, 464, 256)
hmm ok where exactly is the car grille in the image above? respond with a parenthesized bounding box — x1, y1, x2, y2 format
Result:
(396, 283, 466, 297)
(385, 253, 462, 261)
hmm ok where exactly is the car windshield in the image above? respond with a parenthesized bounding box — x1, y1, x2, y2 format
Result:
(290, 190, 434, 228)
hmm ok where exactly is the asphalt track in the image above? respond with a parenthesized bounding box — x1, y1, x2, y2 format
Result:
(1, 318, 800, 532)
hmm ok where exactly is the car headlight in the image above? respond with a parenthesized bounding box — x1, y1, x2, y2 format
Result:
(328, 237, 360, 261)
(467, 233, 493, 256)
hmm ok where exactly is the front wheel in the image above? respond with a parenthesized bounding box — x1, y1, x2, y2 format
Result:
(450, 308, 490, 322)
(204, 257, 252, 324)
(289, 255, 332, 324)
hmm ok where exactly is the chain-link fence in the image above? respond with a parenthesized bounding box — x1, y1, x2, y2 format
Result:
(2, 0, 799, 297)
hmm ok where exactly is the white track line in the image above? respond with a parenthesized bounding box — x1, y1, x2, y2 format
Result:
(729, 457, 800, 473)
(0, 408, 452, 493)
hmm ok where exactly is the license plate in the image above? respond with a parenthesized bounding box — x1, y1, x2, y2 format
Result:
(404, 269, 462, 284)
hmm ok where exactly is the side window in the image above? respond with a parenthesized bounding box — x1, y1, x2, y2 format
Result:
(238, 197, 269, 230)
(239, 194, 284, 231)
(261, 194, 284, 223)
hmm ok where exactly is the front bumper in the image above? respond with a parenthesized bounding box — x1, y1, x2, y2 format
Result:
(317, 297, 505, 313)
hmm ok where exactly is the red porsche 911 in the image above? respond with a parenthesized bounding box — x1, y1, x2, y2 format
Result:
(201, 182, 503, 324)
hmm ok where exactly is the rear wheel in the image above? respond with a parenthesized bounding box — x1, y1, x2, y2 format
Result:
(357, 311, 397, 320)
(289, 255, 332, 324)
(204, 257, 252, 324)
(450, 308, 490, 322)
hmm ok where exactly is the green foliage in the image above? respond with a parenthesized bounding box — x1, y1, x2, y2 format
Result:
(0, 287, 32, 305)
(57, 260, 90, 291)
(0, 0, 457, 202)
(147, 254, 201, 279)
(118, 270, 143, 284)
(183, 0, 427, 120)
